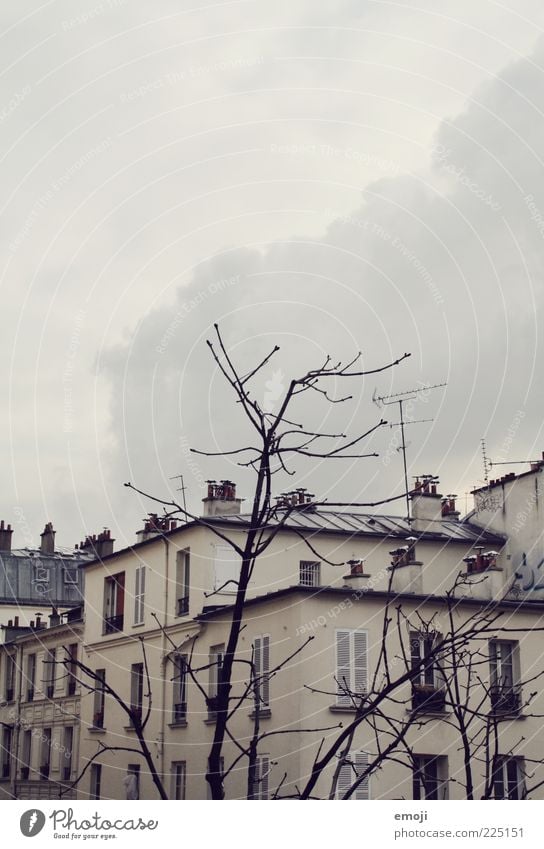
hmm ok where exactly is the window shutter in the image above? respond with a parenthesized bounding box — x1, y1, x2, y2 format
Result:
(336, 630, 352, 706)
(262, 636, 270, 707)
(354, 751, 370, 799)
(353, 631, 368, 696)
(134, 568, 140, 622)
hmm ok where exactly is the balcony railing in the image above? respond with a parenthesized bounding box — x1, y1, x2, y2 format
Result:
(490, 686, 521, 715)
(177, 596, 189, 616)
(173, 702, 187, 723)
(412, 684, 446, 713)
(104, 614, 124, 634)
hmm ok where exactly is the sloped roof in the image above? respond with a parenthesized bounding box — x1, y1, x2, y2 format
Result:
(209, 509, 506, 545)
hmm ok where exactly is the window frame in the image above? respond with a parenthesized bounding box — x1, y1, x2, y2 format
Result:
(299, 560, 321, 587)
(175, 549, 190, 616)
(335, 629, 368, 708)
(133, 564, 146, 626)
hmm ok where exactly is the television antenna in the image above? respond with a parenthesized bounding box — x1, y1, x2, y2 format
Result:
(480, 439, 490, 483)
(169, 473, 188, 520)
(373, 382, 447, 521)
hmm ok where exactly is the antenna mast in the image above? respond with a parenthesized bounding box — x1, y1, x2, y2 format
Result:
(169, 473, 188, 521)
(373, 382, 447, 521)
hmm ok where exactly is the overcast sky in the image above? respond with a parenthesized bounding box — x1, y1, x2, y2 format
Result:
(1, 0, 543, 549)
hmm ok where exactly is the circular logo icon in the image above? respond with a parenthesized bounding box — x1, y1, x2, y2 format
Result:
(20, 810, 46, 837)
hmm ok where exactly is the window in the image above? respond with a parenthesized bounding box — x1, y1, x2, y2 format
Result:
(172, 654, 188, 723)
(213, 545, 240, 595)
(26, 653, 36, 701)
(207, 756, 224, 799)
(171, 761, 186, 800)
(1, 726, 12, 779)
(493, 756, 524, 800)
(413, 756, 448, 800)
(247, 754, 271, 799)
(90, 763, 102, 800)
(126, 764, 140, 799)
(103, 572, 125, 634)
(40, 728, 52, 779)
(21, 729, 32, 780)
(130, 663, 144, 725)
(66, 644, 78, 696)
(208, 645, 224, 716)
(43, 649, 56, 698)
(4, 653, 15, 702)
(253, 636, 270, 710)
(62, 727, 74, 781)
(410, 632, 445, 712)
(64, 566, 79, 584)
(336, 751, 370, 800)
(335, 630, 368, 708)
(176, 549, 190, 615)
(489, 641, 521, 714)
(133, 565, 146, 625)
(299, 560, 320, 587)
(93, 669, 105, 728)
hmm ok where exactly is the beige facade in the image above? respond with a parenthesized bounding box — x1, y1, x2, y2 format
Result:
(73, 478, 544, 800)
(0, 611, 82, 799)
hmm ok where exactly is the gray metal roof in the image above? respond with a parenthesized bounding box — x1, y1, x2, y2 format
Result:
(210, 510, 505, 545)
(0, 548, 92, 606)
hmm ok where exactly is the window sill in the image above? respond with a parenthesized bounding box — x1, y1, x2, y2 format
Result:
(132, 622, 146, 628)
(249, 708, 272, 719)
(168, 720, 188, 729)
(408, 708, 451, 718)
(329, 704, 358, 713)
(204, 716, 218, 725)
(88, 727, 106, 734)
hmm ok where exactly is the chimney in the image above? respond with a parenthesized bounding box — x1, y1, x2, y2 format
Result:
(0, 520, 13, 552)
(202, 480, 243, 517)
(441, 494, 460, 521)
(136, 513, 178, 543)
(78, 529, 115, 559)
(40, 522, 55, 555)
(410, 475, 443, 532)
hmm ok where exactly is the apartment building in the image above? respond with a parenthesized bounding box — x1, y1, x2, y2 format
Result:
(73, 474, 544, 800)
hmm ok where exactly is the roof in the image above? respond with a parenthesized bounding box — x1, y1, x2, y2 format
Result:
(209, 509, 506, 545)
(197, 584, 544, 620)
(80, 508, 505, 568)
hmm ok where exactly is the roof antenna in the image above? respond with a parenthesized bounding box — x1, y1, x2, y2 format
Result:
(481, 439, 490, 484)
(374, 382, 447, 522)
(169, 474, 188, 522)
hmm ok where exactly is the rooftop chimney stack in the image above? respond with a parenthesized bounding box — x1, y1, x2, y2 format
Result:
(136, 514, 178, 543)
(202, 480, 243, 517)
(78, 529, 115, 559)
(0, 520, 13, 552)
(441, 494, 460, 521)
(40, 522, 55, 555)
(410, 475, 443, 532)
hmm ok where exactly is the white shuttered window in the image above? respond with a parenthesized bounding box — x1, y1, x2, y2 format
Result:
(134, 565, 146, 625)
(337, 751, 370, 799)
(253, 636, 270, 709)
(213, 545, 240, 594)
(335, 629, 368, 707)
